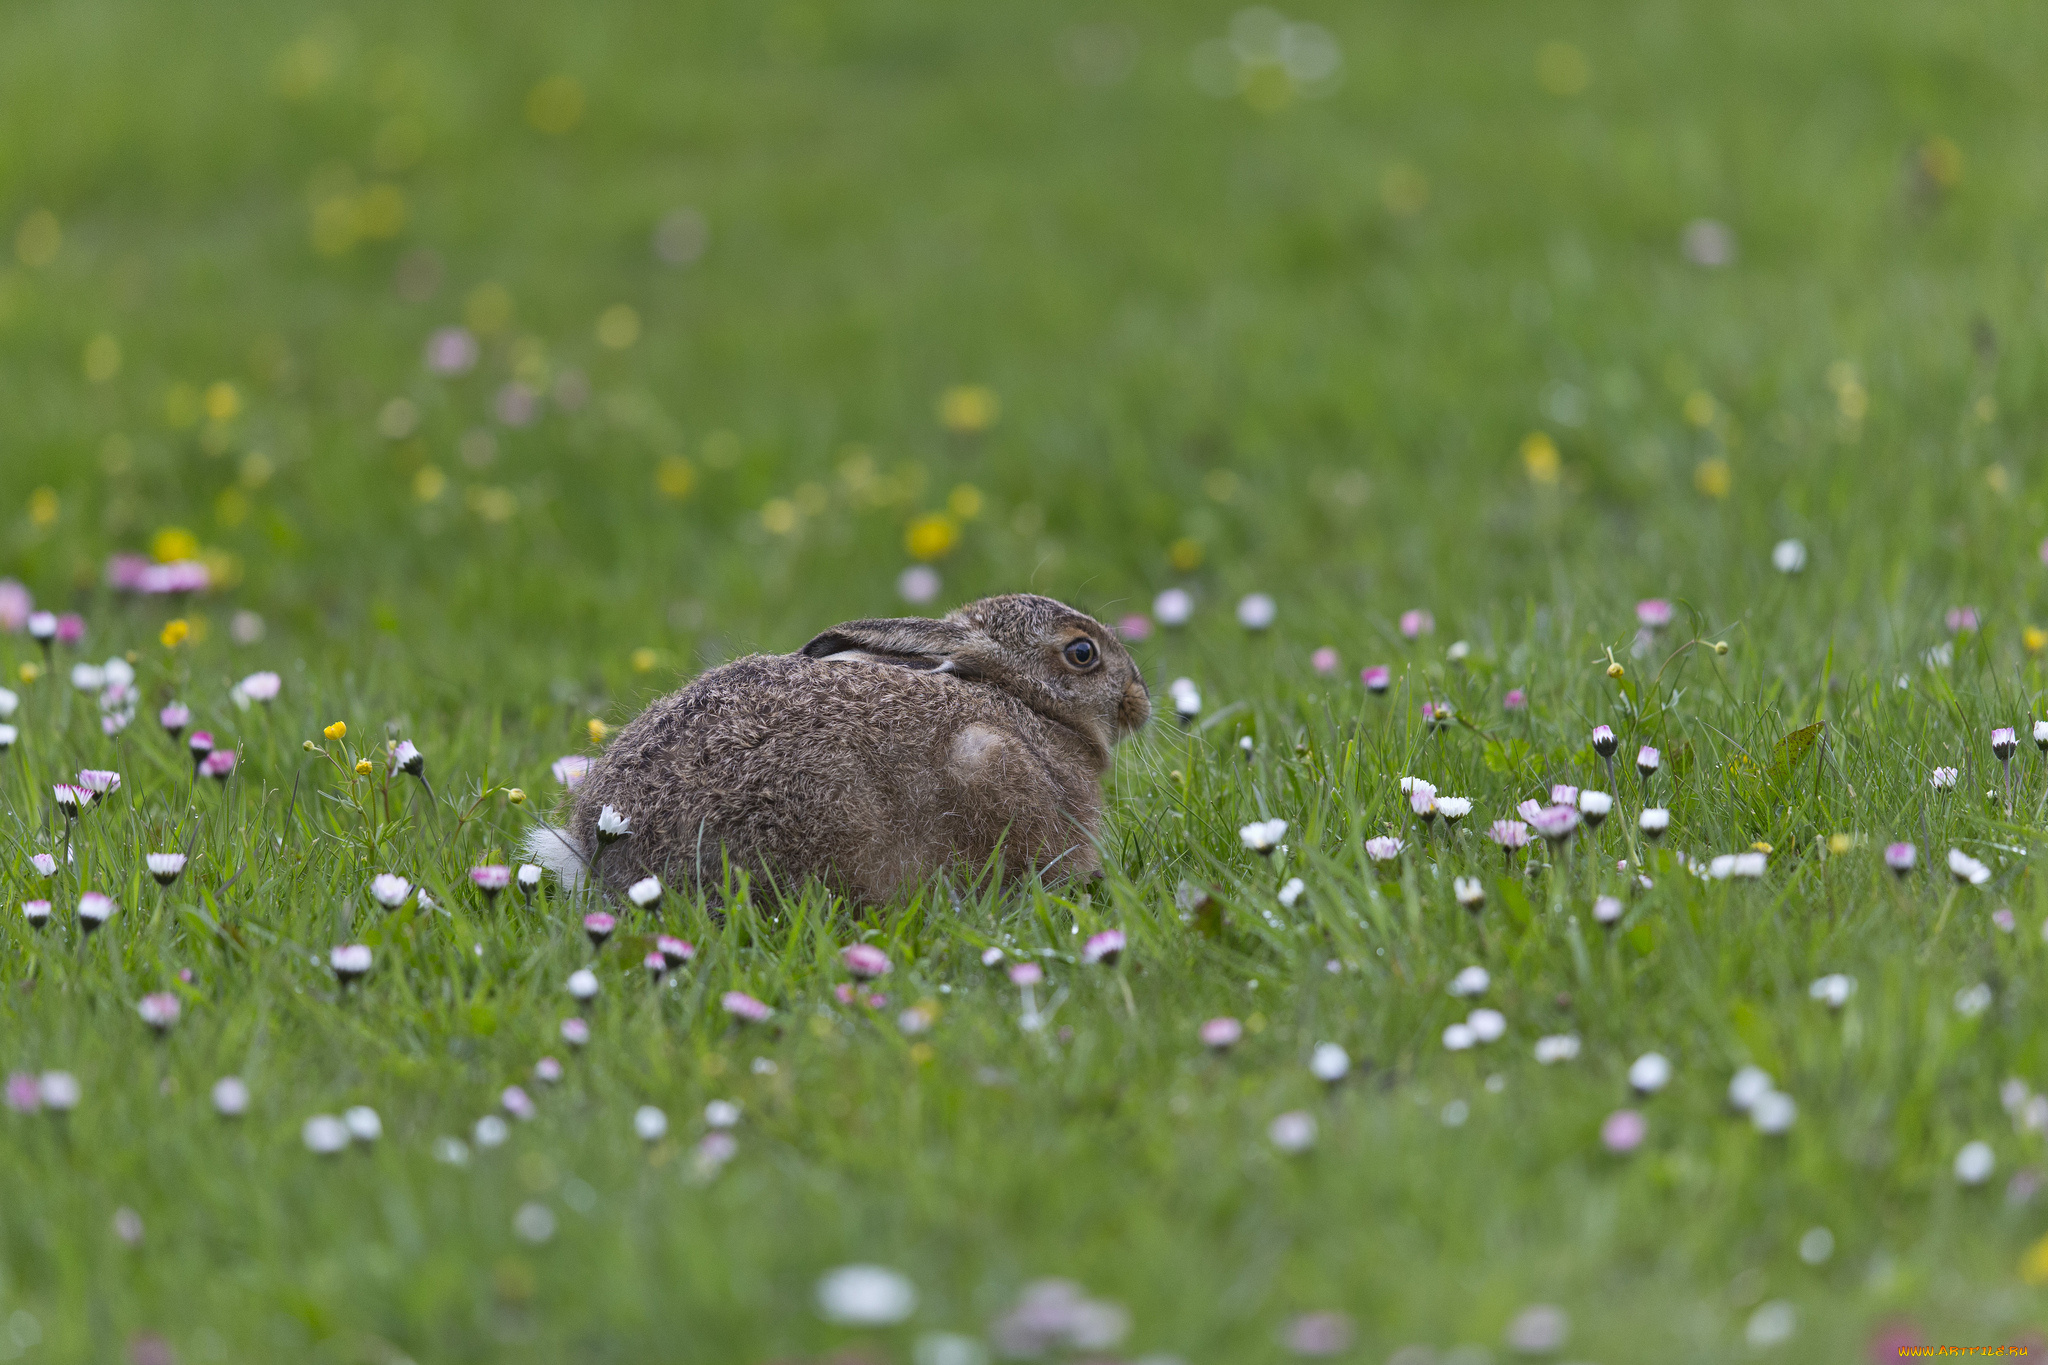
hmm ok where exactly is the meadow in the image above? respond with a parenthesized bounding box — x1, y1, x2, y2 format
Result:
(2, 0, 2047, 1360)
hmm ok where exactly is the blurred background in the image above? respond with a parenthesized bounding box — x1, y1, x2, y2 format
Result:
(0, 0, 2039, 702)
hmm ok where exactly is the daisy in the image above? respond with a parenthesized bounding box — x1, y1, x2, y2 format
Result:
(1948, 849, 1991, 886)
(1636, 599, 1674, 630)
(27, 612, 56, 645)
(1487, 820, 1530, 867)
(344, 1107, 382, 1143)
(1808, 974, 1855, 1010)
(1200, 1017, 1243, 1050)
(1268, 1110, 1317, 1153)
(137, 993, 181, 1033)
(370, 874, 412, 908)
(1593, 894, 1623, 926)
(1399, 608, 1434, 640)
(52, 785, 83, 819)
(657, 936, 695, 968)
(1081, 930, 1125, 966)
(1310, 647, 1338, 675)
(1628, 1052, 1671, 1094)
(567, 969, 600, 1001)
(2036, 720, 2048, 755)
(551, 755, 591, 788)
(1993, 726, 2018, 762)
(1636, 745, 1660, 782)
(1591, 724, 1618, 759)
(391, 739, 425, 776)
(634, 1106, 670, 1143)
(502, 1086, 536, 1121)
(470, 865, 511, 899)
(78, 892, 114, 934)
(1235, 593, 1276, 631)
(1639, 807, 1670, 838)
(560, 1017, 591, 1048)
(627, 876, 662, 909)
(30, 853, 57, 877)
(1465, 1008, 1505, 1042)
(1727, 1066, 1774, 1112)
(583, 913, 615, 947)
(1930, 766, 1958, 791)
(516, 864, 541, 899)
(1577, 790, 1612, 828)
(1423, 699, 1455, 731)
(1601, 1110, 1647, 1154)
(1409, 788, 1437, 822)
(1954, 1141, 1995, 1186)
(146, 853, 186, 886)
(1454, 877, 1485, 912)
(200, 750, 236, 781)
(1448, 966, 1490, 998)
(1364, 835, 1404, 863)
(1502, 687, 1527, 711)
(1277, 878, 1305, 909)
(1529, 805, 1580, 845)
(1549, 783, 1579, 806)
(534, 1058, 563, 1085)
(1169, 677, 1201, 720)
(721, 990, 773, 1023)
(1239, 819, 1287, 854)
(596, 805, 631, 845)
(188, 730, 214, 771)
(1309, 1043, 1350, 1083)
(1771, 539, 1807, 574)
(644, 951, 669, 981)
(159, 703, 190, 739)
(236, 671, 282, 704)
(211, 1077, 249, 1117)
(0, 725, 13, 753)
(22, 900, 50, 929)
(1152, 588, 1193, 626)
(302, 1116, 350, 1154)
(1434, 796, 1471, 826)
(330, 944, 372, 983)
(1361, 665, 1391, 694)
(38, 1072, 79, 1112)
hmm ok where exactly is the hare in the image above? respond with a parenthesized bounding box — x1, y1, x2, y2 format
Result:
(526, 594, 1150, 904)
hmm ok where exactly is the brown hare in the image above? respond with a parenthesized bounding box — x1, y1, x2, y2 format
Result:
(526, 593, 1150, 904)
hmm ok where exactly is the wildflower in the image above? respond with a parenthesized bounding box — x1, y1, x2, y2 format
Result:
(236, 671, 281, 704)
(1200, 1017, 1243, 1050)
(1278, 877, 1306, 909)
(137, 993, 181, 1033)
(344, 1107, 382, 1143)
(188, 729, 214, 767)
(1602, 1110, 1647, 1153)
(0, 725, 12, 753)
(1530, 805, 1580, 845)
(1751, 1091, 1797, 1134)
(78, 892, 114, 934)
(722, 991, 773, 1023)
(1309, 1042, 1350, 1083)
(211, 1078, 249, 1117)
(3, 1074, 36, 1113)
(516, 863, 541, 899)
(551, 755, 591, 787)
(38, 1072, 79, 1112)
(1707, 851, 1767, 879)
(658, 936, 695, 968)
(642, 949, 670, 981)
(1955, 1141, 1996, 1186)
(1947, 606, 1981, 634)
(1283, 1312, 1354, 1357)
(1448, 966, 1490, 998)
(1591, 724, 1617, 758)
(391, 740, 425, 776)
(1593, 894, 1623, 926)
(473, 1115, 510, 1148)
(302, 1115, 350, 1154)
(1361, 665, 1391, 694)
(1949, 849, 1991, 886)
(1153, 588, 1194, 626)
(560, 1017, 590, 1048)
(1577, 790, 1612, 828)
(1487, 820, 1530, 858)
(330, 944, 372, 983)
(30, 853, 56, 877)
(1727, 1067, 1774, 1111)
(981, 947, 1006, 967)
(534, 1057, 563, 1085)
(595, 804, 631, 845)
(626, 876, 662, 909)
(1236, 593, 1276, 631)
(1364, 835, 1404, 863)
(1771, 539, 1807, 573)
(1454, 876, 1485, 912)
(1268, 1110, 1317, 1153)
(1466, 1008, 1505, 1042)
(1239, 819, 1287, 854)
(1808, 974, 1855, 1010)
(1169, 677, 1201, 720)
(567, 969, 599, 1001)
(1008, 962, 1043, 987)
(1399, 776, 1435, 798)
(500, 1085, 536, 1121)
(27, 612, 56, 645)
(1550, 783, 1578, 806)
(2037, 721, 2048, 754)
(1633, 747, 1661, 786)
(1116, 614, 1152, 641)
(370, 873, 411, 908)
(1409, 788, 1437, 822)
(1081, 930, 1125, 966)
(1399, 608, 1434, 639)
(704, 1099, 742, 1128)
(52, 785, 83, 818)
(0, 583, 24, 632)
(469, 865, 511, 899)
(1310, 646, 1338, 674)
(158, 703, 189, 739)
(22, 900, 49, 929)
(425, 325, 479, 374)
(1629, 1052, 1672, 1095)
(1442, 1023, 1477, 1051)
(200, 750, 236, 781)
(1930, 766, 1958, 790)
(1636, 599, 1674, 629)
(1994, 726, 2019, 762)
(145, 853, 185, 887)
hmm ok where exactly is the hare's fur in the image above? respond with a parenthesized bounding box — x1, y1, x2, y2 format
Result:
(542, 594, 1149, 904)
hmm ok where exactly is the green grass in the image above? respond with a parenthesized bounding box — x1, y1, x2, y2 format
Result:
(2, 0, 2048, 1359)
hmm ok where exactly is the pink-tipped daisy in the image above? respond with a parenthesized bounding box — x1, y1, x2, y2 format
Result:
(583, 912, 616, 947)
(842, 944, 892, 979)
(1635, 599, 1673, 630)
(200, 750, 236, 781)
(1361, 665, 1391, 694)
(1601, 1109, 1647, 1153)
(1399, 608, 1434, 640)
(470, 865, 511, 899)
(137, 992, 181, 1033)
(1530, 805, 1581, 844)
(1502, 687, 1527, 712)
(1008, 962, 1044, 987)
(1081, 929, 1125, 966)
(78, 892, 114, 933)
(1310, 646, 1339, 675)
(22, 900, 50, 929)
(721, 991, 773, 1023)
(1884, 842, 1916, 876)
(330, 944, 372, 983)
(1200, 1017, 1243, 1050)
(146, 853, 186, 886)
(658, 936, 695, 968)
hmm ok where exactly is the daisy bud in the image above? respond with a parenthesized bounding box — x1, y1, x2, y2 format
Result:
(1199, 1016, 1243, 1050)
(344, 1107, 382, 1143)
(1309, 1042, 1350, 1083)
(1454, 877, 1485, 912)
(1993, 727, 2018, 762)
(137, 992, 181, 1034)
(146, 853, 186, 886)
(30, 854, 56, 878)
(517, 863, 541, 899)
(330, 944, 373, 984)
(1364, 836, 1405, 863)
(78, 892, 114, 934)
(52, 785, 81, 819)
(634, 1106, 669, 1142)
(626, 876, 662, 909)
(1948, 848, 1991, 886)
(583, 912, 616, 947)
(38, 1072, 79, 1112)
(1628, 1052, 1672, 1095)
(1884, 842, 1916, 876)
(200, 750, 236, 781)
(1361, 665, 1391, 694)
(1590, 725, 1618, 758)
(560, 1017, 590, 1048)
(370, 873, 412, 908)
(596, 805, 631, 846)
(1081, 930, 1124, 966)
(391, 740, 425, 776)
(1636, 745, 1660, 778)
(1169, 677, 1201, 721)
(23, 900, 50, 929)
(567, 968, 600, 1001)
(534, 1057, 563, 1085)
(1593, 894, 1624, 927)
(644, 951, 669, 981)
(211, 1077, 250, 1117)
(658, 935, 695, 968)
(1577, 790, 1612, 828)
(721, 990, 774, 1023)
(1638, 808, 1670, 839)
(843, 944, 892, 979)
(2034, 721, 2048, 754)
(0, 725, 13, 753)
(469, 865, 511, 899)
(302, 1115, 350, 1155)
(27, 612, 56, 644)
(159, 703, 190, 739)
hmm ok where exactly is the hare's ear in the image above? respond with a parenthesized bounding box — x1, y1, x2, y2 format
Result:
(799, 618, 986, 675)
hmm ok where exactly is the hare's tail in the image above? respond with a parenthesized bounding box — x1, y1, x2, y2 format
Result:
(523, 824, 589, 892)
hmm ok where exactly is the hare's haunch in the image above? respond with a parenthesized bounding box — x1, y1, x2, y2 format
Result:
(530, 594, 1149, 903)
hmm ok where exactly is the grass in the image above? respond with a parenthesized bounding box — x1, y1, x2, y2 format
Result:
(2, 0, 2048, 1359)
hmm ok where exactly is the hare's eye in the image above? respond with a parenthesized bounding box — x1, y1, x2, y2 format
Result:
(1063, 639, 1098, 669)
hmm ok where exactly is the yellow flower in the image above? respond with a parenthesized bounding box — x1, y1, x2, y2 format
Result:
(160, 619, 190, 649)
(1520, 432, 1561, 485)
(1751, 841, 1773, 854)
(507, 788, 526, 805)
(904, 513, 960, 561)
(323, 721, 347, 741)
(2025, 626, 2047, 654)
(152, 527, 200, 563)
(354, 759, 373, 776)
(1693, 458, 1732, 499)
(588, 718, 610, 744)
(18, 663, 40, 684)
(1606, 662, 1624, 679)
(1827, 833, 1856, 855)
(937, 384, 999, 434)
